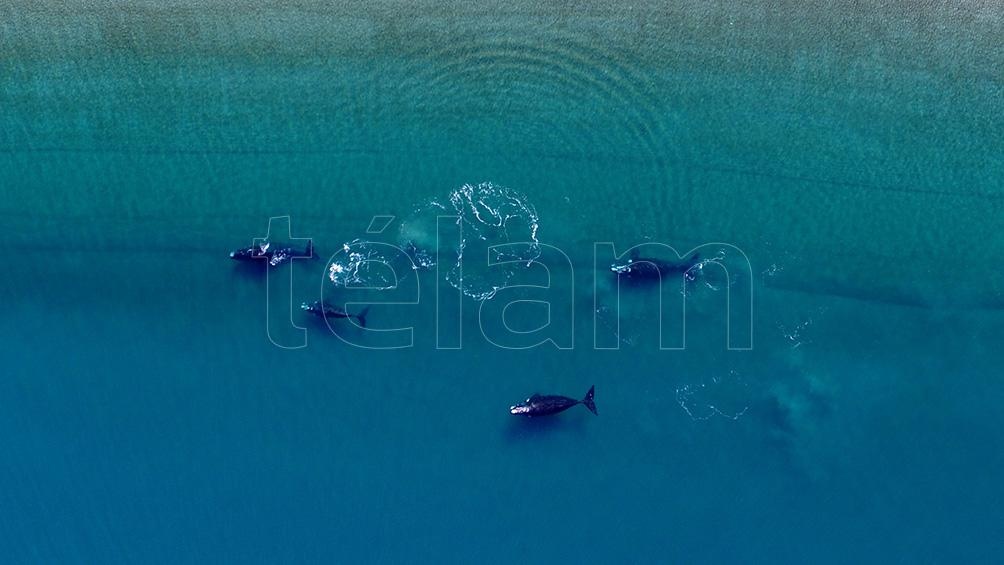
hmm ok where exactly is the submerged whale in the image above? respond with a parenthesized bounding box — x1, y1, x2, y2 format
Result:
(611, 250, 702, 283)
(403, 240, 435, 270)
(301, 301, 369, 327)
(230, 240, 313, 267)
(510, 386, 597, 417)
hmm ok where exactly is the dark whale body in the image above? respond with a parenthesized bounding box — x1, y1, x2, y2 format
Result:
(611, 251, 702, 283)
(301, 301, 369, 327)
(510, 386, 597, 417)
(230, 240, 313, 267)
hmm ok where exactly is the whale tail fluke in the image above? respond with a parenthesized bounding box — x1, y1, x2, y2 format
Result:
(582, 386, 597, 415)
(688, 252, 701, 264)
(304, 239, 315, 259)
(355, 306, 371, 328)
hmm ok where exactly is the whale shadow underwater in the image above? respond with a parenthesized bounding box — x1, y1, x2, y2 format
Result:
(502, 412, 592, 443)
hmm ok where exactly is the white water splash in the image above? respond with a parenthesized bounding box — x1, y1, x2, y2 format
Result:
(401, 182, 541, 301)
(676, 371, 750, 421)
(327, 240, 405, 290)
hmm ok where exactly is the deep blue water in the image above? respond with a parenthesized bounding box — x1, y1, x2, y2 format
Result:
(2, 2, 1003, 563)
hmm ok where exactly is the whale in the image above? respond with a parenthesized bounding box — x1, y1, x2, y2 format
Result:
(509, 386, 597, 417)
(301, 301, 369, 327)
(230, 240, 313, 267)
(610, 250, 702, 283)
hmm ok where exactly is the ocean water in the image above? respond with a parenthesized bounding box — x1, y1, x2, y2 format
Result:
(2, 1, 1003, 562)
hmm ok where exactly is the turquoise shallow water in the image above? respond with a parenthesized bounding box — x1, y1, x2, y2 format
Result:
(3, 1, 1004, 562)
